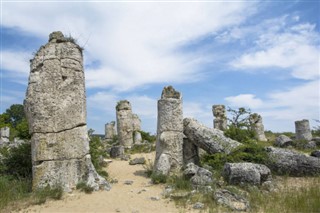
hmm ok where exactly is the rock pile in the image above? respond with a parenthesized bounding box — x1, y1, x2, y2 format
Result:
(24, 31, 110, 191)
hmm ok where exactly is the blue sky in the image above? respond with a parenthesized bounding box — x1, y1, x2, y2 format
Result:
(1, 0, 319, 134)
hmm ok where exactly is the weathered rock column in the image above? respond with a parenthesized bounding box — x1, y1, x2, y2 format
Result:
(132, 114, 142, 144)
(295, 119, 312, 141)
(24, 31, 110, 191)
(249, 113, 267, 142)
(105, 121, 116, 141)
(0, 127, 10, 144)
(116, 100, 134, 148)
(154, 86, 183, 175)
(212, 105, 227, 131)
(183, 137, 200, 166)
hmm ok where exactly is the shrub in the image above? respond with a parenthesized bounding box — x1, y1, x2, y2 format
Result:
(168, 175, 192, 191)
(139, 131, 156, 143)
(32, 185, 63, 204)
(0, 175, 32, 210)
(201, 142, 269, 170)
(224, 125, 256, 143)
(150, 172, 167, 184)
(89, 136, 109, 178)
(143, 159, 154, 177)
(1, 143, 32, 179)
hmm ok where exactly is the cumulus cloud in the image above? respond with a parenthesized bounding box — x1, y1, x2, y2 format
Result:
(1, 50, 30, 75)
(229, 16, 320, 80)
(2, 2, 256, 91)
(225, 94, 263, 109)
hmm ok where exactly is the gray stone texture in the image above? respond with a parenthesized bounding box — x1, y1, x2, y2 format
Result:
(133, 131, 142, 144)
(214, 189, 250, 211)
(154, 86, 183, 175)
(116, 100, 134, 148)
(183, 118, 241, 154)
(223, 162, 272, 185)
(183, 137, 200, 166)
(249, 113, 267, 142)
(110, 145, 125, 158)
(132, 114, 141, 132)
(212, 105, 227, 131)
(184, 163, 213, 187)
(0, 127, 10, 144)
(274, 134, 293, 148)
(24, 31, 110, 191)
(266, 146, 320, 176)
(295, 119, 312, 141)
(311, 150, 320, 158)
(105, 121, 116, 141)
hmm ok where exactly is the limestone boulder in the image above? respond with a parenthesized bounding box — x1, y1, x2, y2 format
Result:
(274, 135, 293, 148)
(223, 162, 272, 185)
(266, 146, 320, 176)
(110, 145, 125, 158)
(183, 118, 241, 154)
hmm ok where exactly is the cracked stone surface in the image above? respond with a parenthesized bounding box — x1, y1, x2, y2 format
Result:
(25, 31, 110, 191)
(154, 86, 183, 175)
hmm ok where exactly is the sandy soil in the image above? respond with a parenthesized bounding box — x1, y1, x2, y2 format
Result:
(19, 152, 190, 213)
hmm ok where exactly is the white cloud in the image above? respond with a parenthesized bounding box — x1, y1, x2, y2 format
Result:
(2, 2, 256, 91)
(1, 50, 30, 75)
(225, 94, 263, 109)
(230, 16, 320, 80)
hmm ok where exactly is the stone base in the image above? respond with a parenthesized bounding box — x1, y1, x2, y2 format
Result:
(32, 154, 111, 192)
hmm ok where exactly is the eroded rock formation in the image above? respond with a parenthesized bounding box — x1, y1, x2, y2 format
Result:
(24, 31, 110, 191)
(249, 113, 267, 142)
(295, 119, 312, 141)
(0, 127, 10, 145)
(183, 118, 241, 154)
(212, 105, 227, 131)
(105, 121, 116, 141)
(154, 86, 183, 175)
(116, 100, 134, 148)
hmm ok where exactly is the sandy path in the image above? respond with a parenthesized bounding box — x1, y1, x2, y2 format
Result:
(20, 153, 184, 213)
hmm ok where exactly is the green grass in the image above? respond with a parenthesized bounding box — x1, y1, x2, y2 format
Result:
(150, 172, 168, 184)
(32, 185, 63, 205)
(0, 176, 31, 210)
(76, 182, 94, 194)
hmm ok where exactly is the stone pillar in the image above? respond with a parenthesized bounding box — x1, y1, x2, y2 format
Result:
(154, 86, 183, 175)
(249, 113, 267, 142)
(105, 121, 116, 141)
(0, 127, 10, 144)
(295, 119, 312, 141)
(212, 105, 227, 131)
(132, 113, 142, 144)
(116, 100, 133, 148)
(24, 31, 110, 191)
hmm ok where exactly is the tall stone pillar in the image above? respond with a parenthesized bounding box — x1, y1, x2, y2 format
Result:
(212, 105, 227, 131)
(24, 31, 110, 191)
(132, 114, 142, 144)
(249, 113, 267, 142)
(105, 121, 116, 141)
(154, 86, 183, 175)
(295, 119, 312, 141)
(116, 100, 134, 148)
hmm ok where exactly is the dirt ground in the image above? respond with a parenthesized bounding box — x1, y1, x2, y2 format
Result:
(18, 152, 195, 213)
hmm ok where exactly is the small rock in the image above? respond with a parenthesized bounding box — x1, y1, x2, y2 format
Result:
(129, 157, 146, 165)
(274, 135, 293, 148)
(150, 196, 160, 201)
(137, 189, 147, 194)
(115, 208, 121, 212)
(304, 141, 317, 149)
(214, 189, 250, 211)
(124, 180, 134, 185)
(311, 150, 320, 158)
(121, 155, 131, 161)
(193, 202, 204, 209)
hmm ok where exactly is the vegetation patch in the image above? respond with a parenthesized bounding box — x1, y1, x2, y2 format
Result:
(76, 182, 94, 194)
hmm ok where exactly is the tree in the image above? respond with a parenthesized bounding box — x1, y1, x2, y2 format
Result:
(5, 104, 25, 127)
(224, 107, 255, 143)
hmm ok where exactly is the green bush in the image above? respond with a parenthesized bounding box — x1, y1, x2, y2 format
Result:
(1, 143, 32, 179)
(224, 125, 256, 143)
(33, 185, 63, 204)
(168, 175, 192, 191)
(201, 142, 269, 170)
(0, 175, 32, 210)
(139, 131, 156, 143)
(150, 172, 167, 184)
(89, 136, 109, 179)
